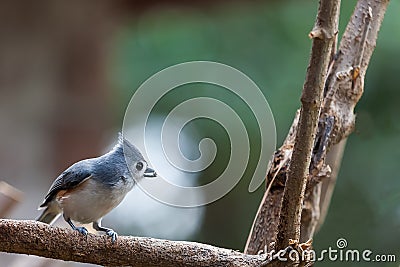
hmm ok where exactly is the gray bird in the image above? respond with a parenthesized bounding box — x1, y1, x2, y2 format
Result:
(37, 133, 156, 242)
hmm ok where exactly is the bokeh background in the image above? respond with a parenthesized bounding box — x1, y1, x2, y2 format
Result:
(0, 0, 399, 266)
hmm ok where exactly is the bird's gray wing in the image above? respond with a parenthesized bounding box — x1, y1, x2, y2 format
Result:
(40, 168, 92, 207)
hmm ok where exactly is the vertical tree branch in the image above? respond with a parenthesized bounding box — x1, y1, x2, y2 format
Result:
(300, 0, 389, 241)
(275, 0, 340, 251)
(245, 0, 390, 260)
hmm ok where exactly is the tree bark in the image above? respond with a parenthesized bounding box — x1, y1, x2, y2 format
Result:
(0, 219, 269, 267)
(274, 0, 340, 254)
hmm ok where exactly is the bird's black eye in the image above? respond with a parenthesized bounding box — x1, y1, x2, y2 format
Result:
(136, 162, 144, 171)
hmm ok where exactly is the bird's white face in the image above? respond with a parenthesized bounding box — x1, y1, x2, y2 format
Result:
(131, 160, 147, 180)
(130, 160, 157, 181)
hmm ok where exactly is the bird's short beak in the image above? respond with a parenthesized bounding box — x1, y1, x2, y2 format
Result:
(144, 167, 157, 177)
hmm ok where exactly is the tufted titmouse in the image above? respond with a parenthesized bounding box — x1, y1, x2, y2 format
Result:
(36, 133, 156, 242)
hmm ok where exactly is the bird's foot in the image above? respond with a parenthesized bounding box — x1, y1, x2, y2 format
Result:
(75, 226, 88, 236)
(105, 229, 118, 243)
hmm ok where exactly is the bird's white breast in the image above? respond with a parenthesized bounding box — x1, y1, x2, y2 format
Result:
(57, 177, 133, 224)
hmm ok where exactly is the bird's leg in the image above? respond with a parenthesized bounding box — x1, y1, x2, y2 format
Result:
(65, 217, 88, 236)
(93, 220, 118, 243)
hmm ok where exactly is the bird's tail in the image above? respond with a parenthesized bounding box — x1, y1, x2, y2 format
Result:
(36, 204, 60, 224)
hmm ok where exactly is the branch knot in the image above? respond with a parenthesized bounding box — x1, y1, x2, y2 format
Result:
(308, 27, 337, 40)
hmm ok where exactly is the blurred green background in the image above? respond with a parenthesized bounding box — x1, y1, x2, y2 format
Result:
(0, 0, 399, 266)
